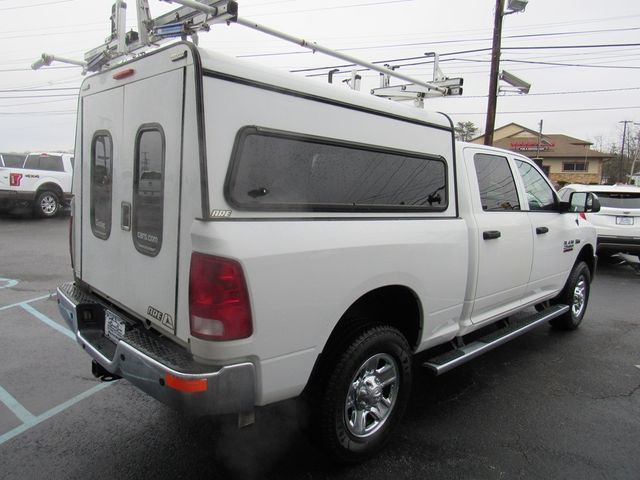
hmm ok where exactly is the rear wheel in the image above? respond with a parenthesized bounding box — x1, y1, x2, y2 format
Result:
(550, 261, 591, 330)
(34, 190, 60, 218)
(313, 324, 412, 463)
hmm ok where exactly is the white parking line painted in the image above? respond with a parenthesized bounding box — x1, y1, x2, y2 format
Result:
(0, 292, 110, 446)
(0, 382, 113, 446)
(0, 294, 51, 312)
(19, 302, 75, 340)
(0, 278, 19, 290)
(0, 385, 35, 424)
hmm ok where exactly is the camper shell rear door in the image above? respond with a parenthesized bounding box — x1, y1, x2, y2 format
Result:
(79, 46, 191, 337)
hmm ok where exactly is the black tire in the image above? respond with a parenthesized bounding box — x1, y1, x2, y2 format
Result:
(314, 325, 412, 463)
(550, 261, 591, 330)
(34, 190, 60, 218)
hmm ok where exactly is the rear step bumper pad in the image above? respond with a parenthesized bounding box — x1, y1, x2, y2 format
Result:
(56, 282, 255, 416)
(423, 304, 570, 375)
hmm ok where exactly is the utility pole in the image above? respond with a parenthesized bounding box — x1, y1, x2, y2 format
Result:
(535, 119, 543, 159)
(484, 0, 505, 146)
(483, 0, 528, 146)
(619, 120, 632, 183)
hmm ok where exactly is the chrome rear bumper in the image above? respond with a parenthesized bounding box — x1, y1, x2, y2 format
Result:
(56, 282, 255, 416)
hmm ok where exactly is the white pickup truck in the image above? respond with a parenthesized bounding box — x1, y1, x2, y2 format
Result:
(0, 152, 73, 217)
(55, 32, 601, 463)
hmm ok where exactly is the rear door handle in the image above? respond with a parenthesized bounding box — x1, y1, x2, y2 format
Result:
(483, 230, 501, 240)
(536, 226, 549, 234)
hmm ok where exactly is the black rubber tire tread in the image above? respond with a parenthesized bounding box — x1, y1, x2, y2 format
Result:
(550, 261, 591, 330)
(34, 190, 60, 218)
(314, 324, 412, 463)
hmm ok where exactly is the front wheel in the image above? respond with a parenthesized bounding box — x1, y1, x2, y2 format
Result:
(314, 325, 412, 463)
(34, 190, 60, 217)
(550, 261, 591, 330)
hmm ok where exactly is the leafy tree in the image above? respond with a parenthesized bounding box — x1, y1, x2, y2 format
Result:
(454, 121, 479, 142)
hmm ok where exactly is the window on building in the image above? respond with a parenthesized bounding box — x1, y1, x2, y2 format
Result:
(563, 162, 589, 172)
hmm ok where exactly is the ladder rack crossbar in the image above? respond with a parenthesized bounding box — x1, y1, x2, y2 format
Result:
(33, 0, 460, 100)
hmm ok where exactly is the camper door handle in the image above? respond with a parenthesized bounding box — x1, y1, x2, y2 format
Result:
(121, 202, 131, 231)
(483, 230, 501, 240)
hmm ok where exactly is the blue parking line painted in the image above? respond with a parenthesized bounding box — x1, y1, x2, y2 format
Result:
(19, 302, 75, 341)
(0, 294, 51, 312)
(0, 278, 19, 290)
(0, 382, 113, 446)
(0, 385, 35, 424)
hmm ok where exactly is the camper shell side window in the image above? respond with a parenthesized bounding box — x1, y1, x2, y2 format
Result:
(132, 125, 165, 257)
(90, 131, 113, 240)
(225, 127, 448, 212)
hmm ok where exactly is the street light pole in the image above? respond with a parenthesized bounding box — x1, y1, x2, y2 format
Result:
(483, 0, 505, 146)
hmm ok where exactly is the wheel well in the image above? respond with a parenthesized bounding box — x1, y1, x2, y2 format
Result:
(577, 244, 596, 278)
(36, 183, 63, 199)
(303, 285, 421, 396)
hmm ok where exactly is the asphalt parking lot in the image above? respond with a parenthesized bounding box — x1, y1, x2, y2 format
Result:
(1, 213, 639, 480)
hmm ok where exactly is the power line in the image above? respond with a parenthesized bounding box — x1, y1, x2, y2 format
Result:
(452, 106, 640, 115)
(0, 0, 72, 11)
(244, 0, 415, 17)
(284, 42, 640, 72)
(0, 87, 79, 93)
(0, 93, 78, 99)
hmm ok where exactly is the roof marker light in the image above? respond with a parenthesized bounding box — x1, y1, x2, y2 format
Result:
(113, 68, 135, 80)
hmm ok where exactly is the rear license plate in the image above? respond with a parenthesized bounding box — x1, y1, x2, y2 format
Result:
(105, 310, 126, 343)
(616, 216, 634, 225)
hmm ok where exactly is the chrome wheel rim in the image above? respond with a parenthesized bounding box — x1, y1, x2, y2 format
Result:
(40, 195, 57, 215)
(572, 276, 587, 318)
(344, 353, 399, 438)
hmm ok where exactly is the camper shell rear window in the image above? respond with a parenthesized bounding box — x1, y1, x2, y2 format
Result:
(225, 127, 448, 212)
(90, 132, 113, 239)
(132, 125, 165, 257)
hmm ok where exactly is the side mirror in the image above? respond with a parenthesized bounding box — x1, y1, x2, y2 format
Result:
(561, 192, 600, 213)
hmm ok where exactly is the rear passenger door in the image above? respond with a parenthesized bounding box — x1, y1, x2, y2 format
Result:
(466, 149, 533, 324)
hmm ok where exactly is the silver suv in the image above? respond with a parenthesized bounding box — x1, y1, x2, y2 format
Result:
(559, 184, 640, 254)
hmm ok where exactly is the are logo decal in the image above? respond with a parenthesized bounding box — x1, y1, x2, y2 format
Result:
(147, 306, 175, 331)
(147, 305, 164, 321)
(210, 209, 232, 218)
(563, 240, 575, 253)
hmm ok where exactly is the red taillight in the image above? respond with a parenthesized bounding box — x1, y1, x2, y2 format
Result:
(189, 253, 252, 341)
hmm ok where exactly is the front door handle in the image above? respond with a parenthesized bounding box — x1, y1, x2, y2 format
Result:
(536, 226, 549, 234)
(483, 230, 501, 240)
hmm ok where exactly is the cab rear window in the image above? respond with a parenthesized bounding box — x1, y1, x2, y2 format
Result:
(90, 132, 113, 239)
(24, 154, 64, 171)
(132, 126, 165, 257)
(226, 127, 448, 212)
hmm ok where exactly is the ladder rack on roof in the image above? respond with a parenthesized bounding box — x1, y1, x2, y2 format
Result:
(32, 0, 462, 102)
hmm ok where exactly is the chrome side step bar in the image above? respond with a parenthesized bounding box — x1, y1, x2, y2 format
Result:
(423, 304, 570, 375)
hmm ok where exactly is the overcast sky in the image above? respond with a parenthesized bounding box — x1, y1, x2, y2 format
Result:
(1, 0, 639, 153)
